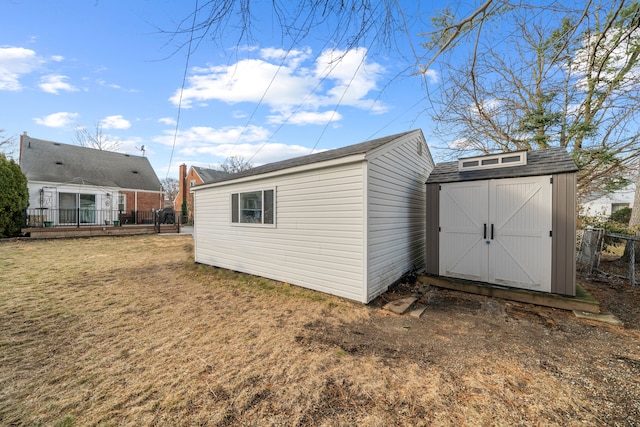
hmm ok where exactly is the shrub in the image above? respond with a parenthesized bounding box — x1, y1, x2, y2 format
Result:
(0, 154, 29, 237)
(610, 207, 632, 226)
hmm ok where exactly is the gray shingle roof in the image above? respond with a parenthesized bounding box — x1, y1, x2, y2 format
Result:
(20, 135, 161, 191)
(192, 166, 231, 183)
(203, 130, 421, 185)
(426, 147, 578, 184)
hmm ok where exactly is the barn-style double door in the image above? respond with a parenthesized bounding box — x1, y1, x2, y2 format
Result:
(439, 176, 552, 292)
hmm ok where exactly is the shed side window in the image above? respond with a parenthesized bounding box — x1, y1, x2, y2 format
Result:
(231, 189, 275, 226)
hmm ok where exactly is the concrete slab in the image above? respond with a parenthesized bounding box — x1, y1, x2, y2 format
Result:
(573, 311, 624, 327)
(383, 297, 417, 314)
(409, 305, 427, 318)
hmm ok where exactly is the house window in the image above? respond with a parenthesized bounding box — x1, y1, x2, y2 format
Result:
(190, 180, 196, 187)
(612, 203, 630, 213)
(458, 151, 527, 171)
(58, 193, 96, 224)
(118, 194, 126, 212)
(59, 192, 77, 224)
(231, 189, 275, 226)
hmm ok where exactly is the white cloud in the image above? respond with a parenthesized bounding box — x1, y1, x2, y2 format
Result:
(172, 58, 314, 108)
(158, 117, 177, 126)
(183, 142, 316, 166)
(96, 79, 119, 89)
(169, 46, 387, 124)
(39, 74, 77, 94)
(267, 110, 342, 125)
(260, 46, 312, 69)
(424, 69, 439, 84)
(100, 115, 131, 130)
(153, 125, 269, 147)
(33, 112, 78, 128)
(51, 55, 64, 62)
(469, 97, 501, 117)
(0, 46, 42, 91)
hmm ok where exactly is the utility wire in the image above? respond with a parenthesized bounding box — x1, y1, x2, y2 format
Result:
(165, 0, 199, 180)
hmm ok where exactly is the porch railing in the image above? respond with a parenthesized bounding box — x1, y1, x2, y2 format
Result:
(24, 208, 159, 228)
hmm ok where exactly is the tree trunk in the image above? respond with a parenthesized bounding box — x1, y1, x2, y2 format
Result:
(623, 171, 640, 263)
(629, 171, 640, 230)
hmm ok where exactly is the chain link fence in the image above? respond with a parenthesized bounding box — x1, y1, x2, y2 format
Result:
(577, 227, 638, 287)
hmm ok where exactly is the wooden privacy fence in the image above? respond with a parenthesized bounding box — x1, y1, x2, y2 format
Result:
(577, 228, 638, 287)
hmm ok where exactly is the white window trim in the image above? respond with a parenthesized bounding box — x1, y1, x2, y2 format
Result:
(458, 151, 527, 171)
(230, 188, 276, 228)
(117, 193, 126, 212)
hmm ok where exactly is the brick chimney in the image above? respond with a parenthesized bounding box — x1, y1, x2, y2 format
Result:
(19, 131, 28, 164)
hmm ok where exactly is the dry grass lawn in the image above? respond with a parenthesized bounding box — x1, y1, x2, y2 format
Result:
(1, 234, 639, 426)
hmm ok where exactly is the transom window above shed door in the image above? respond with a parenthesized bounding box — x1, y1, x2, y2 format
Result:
(231, 189, 275, 226)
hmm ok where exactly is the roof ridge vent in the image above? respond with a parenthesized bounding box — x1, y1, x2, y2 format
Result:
(458, 151, 527, 172)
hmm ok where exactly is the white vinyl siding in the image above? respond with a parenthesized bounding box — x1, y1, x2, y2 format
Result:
(366, 134, 434, 300)
(194, 162, 367, 302)
(193, 130, 433, 303)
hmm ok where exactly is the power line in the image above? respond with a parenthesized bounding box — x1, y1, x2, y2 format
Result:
(165, 0, 199, 180)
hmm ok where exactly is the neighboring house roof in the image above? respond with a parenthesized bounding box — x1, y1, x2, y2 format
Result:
(426, 147, 578, 184)
(196, 130, 421, 187)
(192, 166, 231, 183)
(20, 135, 161, 191)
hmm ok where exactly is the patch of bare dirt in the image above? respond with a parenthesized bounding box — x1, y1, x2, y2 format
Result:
(583, 256, 640, 329)
(299, 273, 640, 426)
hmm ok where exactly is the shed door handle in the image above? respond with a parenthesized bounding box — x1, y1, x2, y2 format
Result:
(491, 224, 494, 240)
(483, 223, 487, 239)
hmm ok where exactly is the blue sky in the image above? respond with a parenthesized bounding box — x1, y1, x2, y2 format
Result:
(1, 0, 445, 179)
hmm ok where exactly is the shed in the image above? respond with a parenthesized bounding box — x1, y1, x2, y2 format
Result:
(425, 148, 578, 296)
(192, 130, 434, 303)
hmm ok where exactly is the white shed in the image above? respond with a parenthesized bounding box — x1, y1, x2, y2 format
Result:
(192, 130, 434, 303)
(425, 148, 578, 296)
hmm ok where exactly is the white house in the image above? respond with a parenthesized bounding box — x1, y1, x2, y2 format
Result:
(191, 130, 434, 303)
(19, 133, 162, 227)
(580, 182, 636, 219)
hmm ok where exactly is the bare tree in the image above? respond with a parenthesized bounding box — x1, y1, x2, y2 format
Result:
(74, 124, 122, 151)
(168, 1, 410, 58)
(429, 1, 640, 200)
(217, 156, 252, 174)
(161, 177, 180, 205)
(0, 130, 16, 158)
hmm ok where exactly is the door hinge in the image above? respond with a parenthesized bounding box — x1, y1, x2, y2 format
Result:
(439, 226, 441, 232)
(549, 230, 553, 237)
(439, 185, 441, 190)
(550, 177, 553, 184)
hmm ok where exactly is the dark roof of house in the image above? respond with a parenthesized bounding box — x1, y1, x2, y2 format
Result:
(20, 135, 162, 191)
(192, 166, 231, 183)
(201, 130, 422, 185)
(426, 147, 578, 184)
